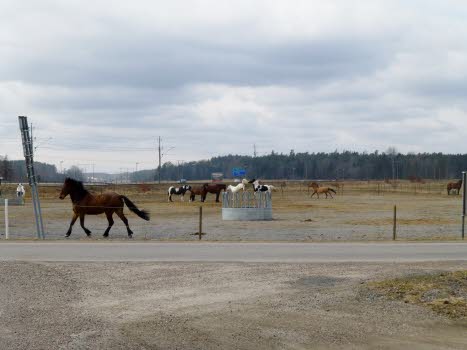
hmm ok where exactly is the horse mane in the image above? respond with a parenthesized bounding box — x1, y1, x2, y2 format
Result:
(65, 177, 89, 202)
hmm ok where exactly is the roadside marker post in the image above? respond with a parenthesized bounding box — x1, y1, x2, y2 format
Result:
(4, 199, 8, 240)
(393, 205, 397, 241)
(462, 171, 466, 240)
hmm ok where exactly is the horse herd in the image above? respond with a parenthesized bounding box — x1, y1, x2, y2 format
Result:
(58, 177, 464, 238)
(167, 179, 277, 203)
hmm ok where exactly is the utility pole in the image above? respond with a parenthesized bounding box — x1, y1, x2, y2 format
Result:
(156, 137, 174, 184)
(158, 136, 162, 184)
(253, 144, 257, 157)
(19, 116, 45, 239)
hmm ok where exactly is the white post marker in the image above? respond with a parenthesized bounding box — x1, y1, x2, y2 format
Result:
(5, 199, 9, 240)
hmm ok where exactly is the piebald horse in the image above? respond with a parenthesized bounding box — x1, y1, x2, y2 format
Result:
(168, 185, 192, 202)
(59, 178, 149, 238)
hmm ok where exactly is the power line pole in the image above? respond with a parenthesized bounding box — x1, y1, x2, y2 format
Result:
(253, 144, 257, 157)
(158, 136, 162, 184)
(19, 116, 45, 239)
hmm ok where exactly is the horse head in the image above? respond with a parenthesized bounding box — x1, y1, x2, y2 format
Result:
(59, 177, 87, 201)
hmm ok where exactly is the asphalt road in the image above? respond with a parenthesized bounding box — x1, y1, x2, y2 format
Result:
(0, 242, 466, 262)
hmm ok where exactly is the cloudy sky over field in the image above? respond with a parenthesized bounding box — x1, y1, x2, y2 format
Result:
(1, 0, 467, 172)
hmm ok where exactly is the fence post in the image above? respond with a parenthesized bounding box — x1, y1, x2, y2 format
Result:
(462, 171, 466, 240)
(393, 205, 397, 241)
(4, 199, 8, 240)
(198, 206, 203, 240)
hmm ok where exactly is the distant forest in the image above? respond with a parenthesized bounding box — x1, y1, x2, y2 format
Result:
(1, 151, 467, 183)
(132, 151, 467, 182)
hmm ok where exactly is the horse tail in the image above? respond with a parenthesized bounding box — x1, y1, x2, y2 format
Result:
(121, 196, 150, 221)
(329, 188, 336, 194)
(270, 185, 277, 191)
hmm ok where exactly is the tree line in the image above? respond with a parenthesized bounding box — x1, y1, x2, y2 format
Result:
(2, 151, 467, 183)
(133, 150, 467, 182)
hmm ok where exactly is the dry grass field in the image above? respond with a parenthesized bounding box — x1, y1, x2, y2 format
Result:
(0, 180, 464, 241)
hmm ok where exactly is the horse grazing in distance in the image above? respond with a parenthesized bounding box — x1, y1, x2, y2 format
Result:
(167, 185, 192, 202)
(227, 183, 246, 193)
(447, 179, 463, 195)
(206, 183, 227, 202)
(59, 177, 149, 238)
(310, 182, 336, 199)
(248, 179, 277, 194)
(189, 183, 209, 202)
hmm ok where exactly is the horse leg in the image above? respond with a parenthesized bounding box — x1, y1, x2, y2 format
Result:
(66, 212, 79, 237)
(116, 209, 133, 238)
(103, 211, 114, 237)
(79, 213, 92, 236)
(216, 191, 220, 202)
(168, 194, 172, 202)
(329, 191, 334, 199)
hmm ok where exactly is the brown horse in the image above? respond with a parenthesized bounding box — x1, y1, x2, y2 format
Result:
(310, 182, 336, 199)
(189, 183, 209, 202)
(206, 183, 227, 202)
(59, 178, 149, 238)
(447, 179, 463, 195)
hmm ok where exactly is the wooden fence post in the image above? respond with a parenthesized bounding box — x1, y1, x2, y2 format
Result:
(198, 206, 203, 240)
(393, 205, 397, 241)
(4, 199, 9, 240)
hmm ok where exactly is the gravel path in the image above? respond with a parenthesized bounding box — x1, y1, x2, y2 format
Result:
(1, 261, 466, 349)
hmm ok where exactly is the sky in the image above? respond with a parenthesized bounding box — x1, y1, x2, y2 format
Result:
(1, 0, 467, 173)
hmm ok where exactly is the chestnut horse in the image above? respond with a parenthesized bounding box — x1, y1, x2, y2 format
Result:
(206, 183, 227, 202)
(59, 178, 149, 238)
(189, 183, 209, 202)
(310, 182, 336, 199)
(447, 179, 463, 195)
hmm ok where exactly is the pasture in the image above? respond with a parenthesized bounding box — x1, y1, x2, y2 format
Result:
(0, 180, 463, 241)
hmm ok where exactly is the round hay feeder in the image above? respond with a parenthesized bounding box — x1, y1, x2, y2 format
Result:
(222, 192, 272, 221)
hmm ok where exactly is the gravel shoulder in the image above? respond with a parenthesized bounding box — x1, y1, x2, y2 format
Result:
(1, 261, 466, 349)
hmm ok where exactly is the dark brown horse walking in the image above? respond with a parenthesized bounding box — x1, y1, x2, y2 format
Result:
(59, 178, 149, 238)
(206, 183, 227, 202)
(447, 179, 463, 195)
(189, 183, 209, 202)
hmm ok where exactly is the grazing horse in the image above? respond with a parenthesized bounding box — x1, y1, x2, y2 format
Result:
(248, 179, 276, 194)
(447, 179, 463, 195)
(59, 177, 149, 238)
(206, 183, 227, 202)
(189, 183, 209, 202)
(310, 182, 336, 199)
(167, 185, 192, 202)
(227, 183, 245, 193)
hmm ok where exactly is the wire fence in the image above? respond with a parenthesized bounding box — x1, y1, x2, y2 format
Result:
(0, 179, 465, 241)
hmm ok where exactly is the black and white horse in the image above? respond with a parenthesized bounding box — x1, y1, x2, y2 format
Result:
(248, 179, 276, 194)
(167, 185, 192, 202)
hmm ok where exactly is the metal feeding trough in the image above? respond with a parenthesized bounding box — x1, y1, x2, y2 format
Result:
(222, 191, 273, 221)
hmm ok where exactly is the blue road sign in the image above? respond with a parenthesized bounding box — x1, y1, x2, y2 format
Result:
(232, 168, 246, 177)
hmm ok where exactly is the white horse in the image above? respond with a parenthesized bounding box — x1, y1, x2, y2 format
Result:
(227, 183, 245, 193)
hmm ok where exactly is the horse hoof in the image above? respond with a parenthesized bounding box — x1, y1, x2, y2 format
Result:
(65, 234, 70, 238)
(128, 234, 133, 239)
(86, 233, 92, 237)
(103, 234, 109, 238)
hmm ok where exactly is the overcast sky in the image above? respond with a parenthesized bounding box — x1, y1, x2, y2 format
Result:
(1, 0, 466, 173)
